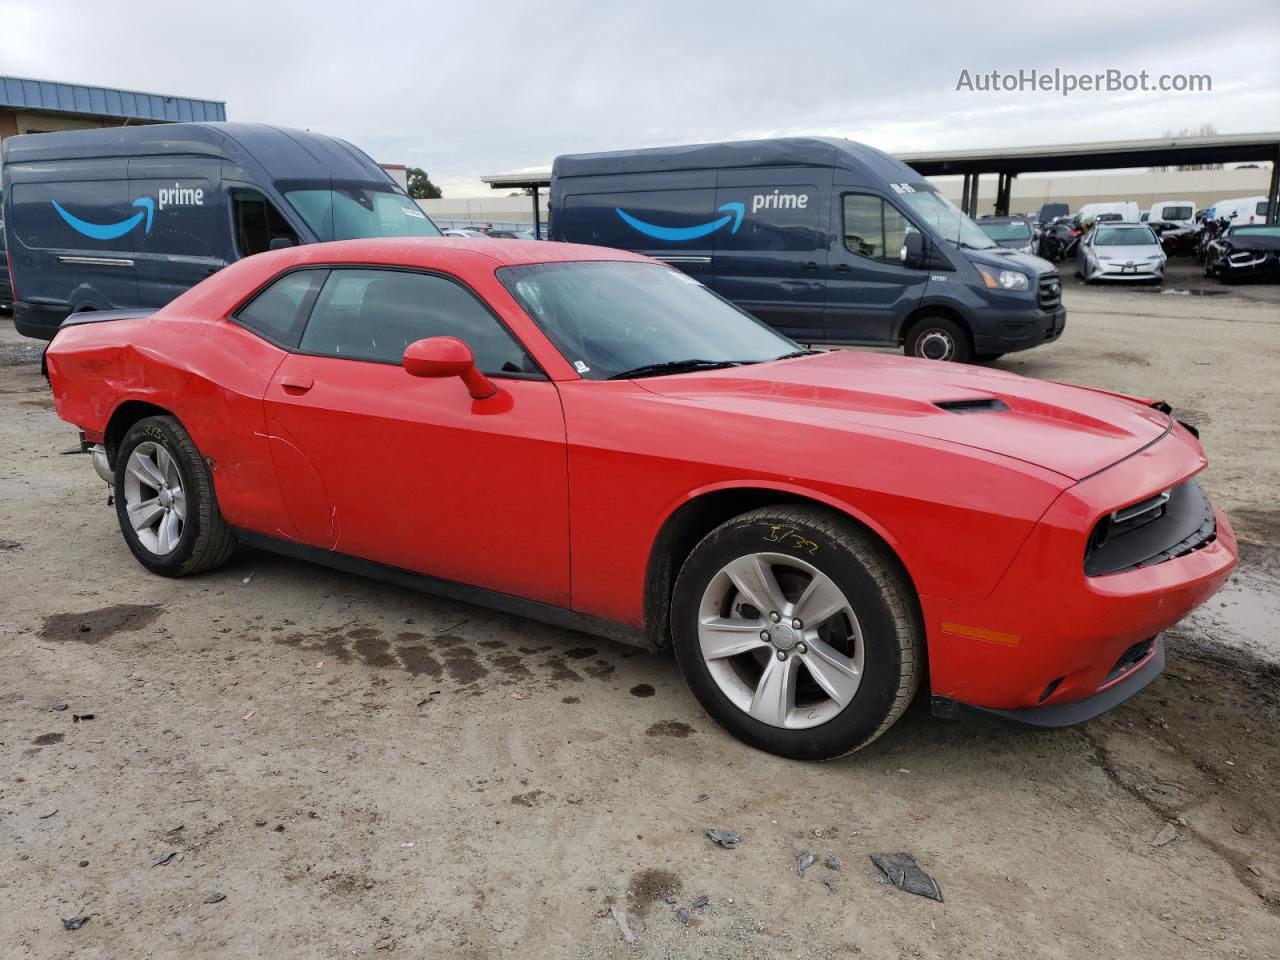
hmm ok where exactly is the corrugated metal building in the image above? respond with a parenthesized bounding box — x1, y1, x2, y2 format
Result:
(0, 75, 226, 177)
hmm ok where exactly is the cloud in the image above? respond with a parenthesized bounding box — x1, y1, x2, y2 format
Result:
(3, 0, 1275, 196)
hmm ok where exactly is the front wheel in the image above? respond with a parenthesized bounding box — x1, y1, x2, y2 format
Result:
(904, 317, 972, 363)
(114, 415, 235, 576)
(670, 506, 923, 761)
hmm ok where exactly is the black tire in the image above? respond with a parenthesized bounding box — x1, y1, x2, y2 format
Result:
(904, 317, 973, 363)
(670, 506, 923, 761)
(114, 415, 235, 577)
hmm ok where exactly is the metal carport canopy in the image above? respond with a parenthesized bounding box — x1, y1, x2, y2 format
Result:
(483, 131, 1280, 222)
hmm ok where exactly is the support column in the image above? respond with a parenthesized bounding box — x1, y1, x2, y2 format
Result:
(531, 185, 542, 239)
(1266, 146, 1279, 226)
(960, 173, 972, 216)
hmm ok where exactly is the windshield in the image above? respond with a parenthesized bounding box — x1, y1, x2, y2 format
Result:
(979, 221, 1031, 242)
(1095, 226, 1158, 246)
(899, 190, 996, 249)
(497, 261, 801, 380)
(283, 183, 441, 241)
(1160, 206, 1193, 220)
(1230, 225, 1280, 238)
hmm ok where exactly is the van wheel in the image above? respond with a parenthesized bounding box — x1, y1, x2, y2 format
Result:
(114, 416, 235, 577)
(905, 317, 972, 363)
(669, 506, 923, 761)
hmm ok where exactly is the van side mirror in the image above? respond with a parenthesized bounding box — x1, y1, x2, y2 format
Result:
(269, 236, 295, 251)
(403, 336, 496, 399)
(900, 231, 926, 268)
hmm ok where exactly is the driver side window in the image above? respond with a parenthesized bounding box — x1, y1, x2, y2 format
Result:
(297, 269, 539, 376)
(842, 194, 913, 263)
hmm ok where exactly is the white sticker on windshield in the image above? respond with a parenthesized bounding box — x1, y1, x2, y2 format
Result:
(574, 360, 591, 374)
(889, 182, 917, 194)
(401, 206, 426, 219)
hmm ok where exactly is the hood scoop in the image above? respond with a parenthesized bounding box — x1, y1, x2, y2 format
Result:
(934, 397, 1010, 415)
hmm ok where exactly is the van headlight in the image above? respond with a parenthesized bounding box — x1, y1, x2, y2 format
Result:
(980, 267, 1030, 291)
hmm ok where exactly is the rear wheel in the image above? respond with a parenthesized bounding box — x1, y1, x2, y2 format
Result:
(114, 416, 235, 576)
(904, 317, 972, 363)
(670, 506, 922, 761)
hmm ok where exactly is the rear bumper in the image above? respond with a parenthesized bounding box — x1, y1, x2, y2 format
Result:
(932, 637, 1164, 728)
(13, 301, 68, 340)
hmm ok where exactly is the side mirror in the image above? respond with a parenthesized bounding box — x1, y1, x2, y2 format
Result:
(900, 231, 926, 268)
(269, 236, 295, 251)
(403, 336, 496, 399)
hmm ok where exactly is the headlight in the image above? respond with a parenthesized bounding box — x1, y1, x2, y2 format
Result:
(979, 267, 1030, 291)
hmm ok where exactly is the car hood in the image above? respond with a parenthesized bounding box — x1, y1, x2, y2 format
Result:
(636, 351, 1172, 481)
(960, 245, 1053, 276)
(1223, 236, 1280, 253)
(1091, 244, 1162, 259)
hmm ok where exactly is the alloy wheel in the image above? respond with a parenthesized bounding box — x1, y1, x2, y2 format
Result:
(697, 552, 864, 729)
(122, 441, 186, 555)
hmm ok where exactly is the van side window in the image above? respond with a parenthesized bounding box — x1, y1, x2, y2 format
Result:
(298, 268, 538, 376)
(842, 195, 913, 263)
(233, 190, 301, 257)
(233, 269, 327, 348)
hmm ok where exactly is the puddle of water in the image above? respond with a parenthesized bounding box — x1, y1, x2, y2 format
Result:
(1182, 562, 1280, 663)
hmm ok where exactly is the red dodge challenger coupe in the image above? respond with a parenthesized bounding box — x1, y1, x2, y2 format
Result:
(45, 239, 1237, 760)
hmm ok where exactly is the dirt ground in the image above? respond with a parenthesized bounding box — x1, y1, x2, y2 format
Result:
(1, 262, 1278, 959)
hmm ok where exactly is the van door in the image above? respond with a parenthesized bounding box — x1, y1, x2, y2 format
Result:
(129, 157, 230, 307)
(711, 168, 830, 341)
(553, 171, 718, 283)
(7, 161, 140, 313)
(823, 192, 928, 344)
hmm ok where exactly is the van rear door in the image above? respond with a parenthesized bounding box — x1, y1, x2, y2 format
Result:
(128, 157, 230, 307)
(7, 160, 140, 314)
(553, 171, 718, 283)
(711, 168, 830, 341)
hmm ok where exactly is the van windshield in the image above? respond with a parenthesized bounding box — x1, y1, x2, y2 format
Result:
(899, 190, 996, 250)
(282, 183, 441, 241)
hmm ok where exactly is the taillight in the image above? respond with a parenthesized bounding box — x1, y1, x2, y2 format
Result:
(4, 250, 15, 301)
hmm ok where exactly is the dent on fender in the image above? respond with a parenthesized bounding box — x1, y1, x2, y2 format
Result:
(254, 429, 341, 549)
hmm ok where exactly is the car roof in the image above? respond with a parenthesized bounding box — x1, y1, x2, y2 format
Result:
(259, 237, 653, 271)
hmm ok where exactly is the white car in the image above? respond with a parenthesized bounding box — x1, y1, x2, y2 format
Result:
(1077, 223, 1166, 283)
(1146, 200, 1196, 225)
(1077, 201, 1141, 225)
(442, 228, 488, 238)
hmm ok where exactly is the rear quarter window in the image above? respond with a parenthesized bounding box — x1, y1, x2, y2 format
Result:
(232, 269, 328, 348)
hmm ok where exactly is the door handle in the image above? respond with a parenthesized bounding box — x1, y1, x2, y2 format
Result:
(802, 261, 820, 271)
(833, 263, 852, 273)
(279, 375, 314, 394)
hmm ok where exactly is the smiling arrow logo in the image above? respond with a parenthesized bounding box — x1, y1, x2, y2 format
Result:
(52, 197, 155, 241)
(615, 202, 745, 242)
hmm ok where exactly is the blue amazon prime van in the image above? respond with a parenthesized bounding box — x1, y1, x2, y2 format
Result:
(1, 122, 441, 339)
(549, 138, 1065, 362)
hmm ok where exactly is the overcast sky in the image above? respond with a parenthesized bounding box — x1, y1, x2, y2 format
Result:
(3, 0, 1277, 196)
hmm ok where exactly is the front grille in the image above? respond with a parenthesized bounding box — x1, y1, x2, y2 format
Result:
(1084, 478, 1216, 576)
(1038, 274, 1062, 310)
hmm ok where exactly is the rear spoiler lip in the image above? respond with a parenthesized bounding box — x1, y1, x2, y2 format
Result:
(43, 308, 159, 379)
(58, 308, 158, 330)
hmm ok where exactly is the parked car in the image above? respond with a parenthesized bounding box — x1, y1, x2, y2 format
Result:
(1203, 224, 1280, 281)
(976, 215, 1035, 254)
(1208, 195, 1272, 226)
(443, 228, 487, 238)
(1, 122, 442, 340)
(1077, 223, 1166, 283)
(550, 138, 1064, 363)
(1077, 201, 1141, 224)
(1037, 215, 1082, 262)
(1036, 202, 1070, 225)
(43, 238, 1234, 759)
(1148, 220, 1199, 257)
(1146, 200, 1196, 225)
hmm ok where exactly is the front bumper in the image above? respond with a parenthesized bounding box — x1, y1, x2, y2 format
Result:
(922, 422, 1236, 719)
(1086, 260, 1165, 281)
(933, 637, 1164, 728)
(973, 304, 1066, 355)
(1216, 254, 1280, 278)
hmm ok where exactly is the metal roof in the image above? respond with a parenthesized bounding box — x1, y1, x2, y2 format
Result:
(0, 75, 225, 123)
(484, 131, 1280, 188)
